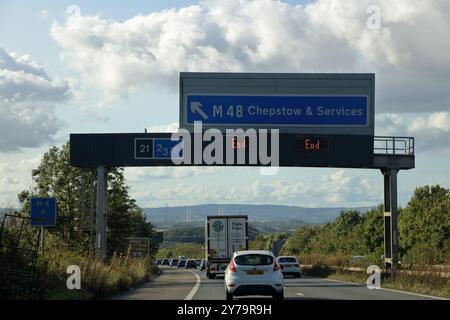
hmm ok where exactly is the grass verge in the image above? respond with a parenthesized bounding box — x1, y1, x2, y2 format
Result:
(30, 234, 160, 300)
(302, 265, 450, 299)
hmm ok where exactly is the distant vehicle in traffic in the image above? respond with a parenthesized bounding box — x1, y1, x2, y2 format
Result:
(276, 256, 302, 277)
(161, 258, 170, 266)
(224, 250, 284, 301)
(352, 255, 368, 263)
(155, 259, 161, 265)
(185, 259, 197, 269)
(178, 256, 186, 260)
(194, 259, 201, 266)
(177, 259, 187, 268)
(169, 258, 179, 267)
(380, 255, 402, 265)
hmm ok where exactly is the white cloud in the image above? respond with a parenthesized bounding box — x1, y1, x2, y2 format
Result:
(409, 112, 450, 133)
(376, 112, 450, 153)
(0, 175, 22, 194)
(0, 47, 71, 152)
(146, 122, 179, 133)
(133, 183, 222, 203)
(50, 0, 450, 113)
(128, 169, 382, 207)
(0, 154, 41, 179)
(18, 155, 42, 172)
(265, 169, 381, 206)
(0, 152, 41, 208)
(39, 9, 50, 19)
(0, 162, 8, 173)
(125, 166, 218, 183)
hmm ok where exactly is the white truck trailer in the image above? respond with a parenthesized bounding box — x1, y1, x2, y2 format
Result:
(205, 215, 248, 279)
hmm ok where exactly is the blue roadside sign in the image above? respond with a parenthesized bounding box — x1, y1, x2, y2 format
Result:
(30, 197, 56, 227)
(186, 95, 368, 126)
(153, 138, 184, 159)
(135, 138, 183, 160)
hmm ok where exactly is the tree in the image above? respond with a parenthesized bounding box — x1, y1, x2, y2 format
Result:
(282, 226, 317, 255)
(156, 243, 203, 259)
(312, 223, 337, 255)
(360, 205, 384, 263)
(399, 185, 450, 265)
(332, 210, 363, 255)
(19, 144, 85, 245)
(18, 142, 159, 257)
(281, 185, 450, 266)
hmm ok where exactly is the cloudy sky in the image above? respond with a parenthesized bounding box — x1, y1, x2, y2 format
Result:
(1, 0, 449, 209)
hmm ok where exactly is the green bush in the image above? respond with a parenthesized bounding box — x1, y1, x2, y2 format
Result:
(156, 243, 203, 259)
(28, 234, 156, 299)
(303, 264, 332, 277)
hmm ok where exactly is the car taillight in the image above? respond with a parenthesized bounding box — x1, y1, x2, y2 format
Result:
(274, 262, 280, 271)
(229, 259, 237, 272)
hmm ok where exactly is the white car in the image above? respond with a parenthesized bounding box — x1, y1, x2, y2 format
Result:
(224, 250, 284, 300)
(276, 256, 302, 278)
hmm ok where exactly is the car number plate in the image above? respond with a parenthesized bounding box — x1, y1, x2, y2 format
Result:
(246, 270, 264, 275)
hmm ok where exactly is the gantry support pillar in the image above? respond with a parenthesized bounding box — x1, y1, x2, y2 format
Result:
(381, 168, 399, 270)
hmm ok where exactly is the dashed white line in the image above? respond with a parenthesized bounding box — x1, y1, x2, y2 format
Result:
(309, 276, 366, 287)
(184, 270, 201, 300)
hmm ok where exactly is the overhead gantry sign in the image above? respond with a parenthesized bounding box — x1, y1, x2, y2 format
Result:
(70, 73, 414, 269)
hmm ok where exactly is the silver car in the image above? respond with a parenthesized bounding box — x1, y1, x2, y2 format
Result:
(276, 256, 302, 278)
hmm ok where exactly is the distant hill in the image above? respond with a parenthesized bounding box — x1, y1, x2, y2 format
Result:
(143, 204, 373, 226)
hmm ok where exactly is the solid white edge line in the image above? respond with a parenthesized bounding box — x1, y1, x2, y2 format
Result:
(304, 275, 449, 300)
(377, 287, 449, 300)
(184, 270, 201, 300)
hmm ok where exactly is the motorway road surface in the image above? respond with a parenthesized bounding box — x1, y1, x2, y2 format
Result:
(112, 266, 445, 300)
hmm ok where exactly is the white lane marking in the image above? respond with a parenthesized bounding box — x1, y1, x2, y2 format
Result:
(304, 275, 449, 300)
(296, 292, 304, 296)
(184, 270, 201, 300)
(377, 287, 449, 300)
(306, 276, 365, 287)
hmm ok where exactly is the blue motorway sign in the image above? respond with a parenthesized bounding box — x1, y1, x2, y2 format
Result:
(30, 197, 56, 227)
(186, 95, 368, 126)
(135, 138, 183, 159)
(154, 138, 183, 159)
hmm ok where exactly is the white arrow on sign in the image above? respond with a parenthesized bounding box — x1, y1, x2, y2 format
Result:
(190, 101, 209, 120)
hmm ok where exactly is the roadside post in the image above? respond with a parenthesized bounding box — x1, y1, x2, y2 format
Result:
(30, 197, 57, 254)
(126, 237, 150, 259)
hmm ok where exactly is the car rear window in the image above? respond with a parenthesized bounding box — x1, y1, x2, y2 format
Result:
(278, 257, 297, 263)
(234, 254, 274, 266)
